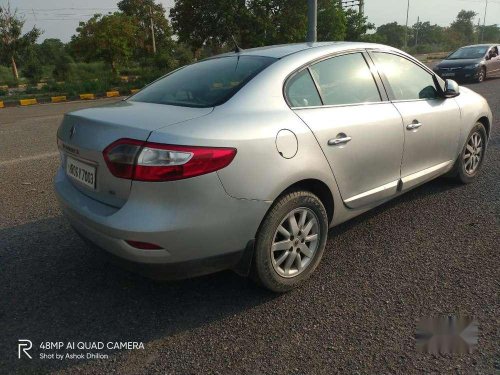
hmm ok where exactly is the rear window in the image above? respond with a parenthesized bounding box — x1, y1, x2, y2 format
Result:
(130, 56, 277, 108)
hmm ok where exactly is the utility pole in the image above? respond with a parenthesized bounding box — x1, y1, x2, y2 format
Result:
(150, 5, 157, 54)
(481, 0, 488, 43)
(415, 16, 420, 47)
(477, 18, 481, 44)
(404, 0, 410, 49)
(359, 0, 364, 16)
(307, 0, 317, 43)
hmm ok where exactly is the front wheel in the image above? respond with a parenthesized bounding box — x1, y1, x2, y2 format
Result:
(251, 191, 328, 292)
(476, 67, 486, 83)
(452, 123, 487, 184)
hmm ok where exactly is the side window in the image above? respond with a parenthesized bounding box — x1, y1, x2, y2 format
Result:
(309, 53, 381, 106)
(372, 52, 438, 101)
(286, 69, 322, 107)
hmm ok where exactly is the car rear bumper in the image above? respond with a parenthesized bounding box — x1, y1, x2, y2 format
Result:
(54, 167, 270, 278)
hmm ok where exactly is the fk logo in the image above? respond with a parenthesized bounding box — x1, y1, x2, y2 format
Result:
(18, 339, 32, 359)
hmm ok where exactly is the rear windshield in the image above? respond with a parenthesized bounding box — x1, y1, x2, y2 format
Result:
(130, 56, 277, 108)
(447, 47, 488, 60)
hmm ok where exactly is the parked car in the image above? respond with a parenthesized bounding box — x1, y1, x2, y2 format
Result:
(55, 42, 493, 292)
(433, 44, 500, 83)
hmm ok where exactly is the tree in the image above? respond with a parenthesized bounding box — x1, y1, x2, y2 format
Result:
(449, 10, 477, 45)
(0, 4, 41, 80)
(411, 21, 444, 46)
(71, 13, 138, 73)
(36, 38, 66, 65)
(375, 22, 406, 48)
(317, 0, 346, 41)
(170, 0, 250, 54)
(171, 0, 352, 53)
(344, 8, 375, 41)
(118, 0, 175, 58)
(479, 24, 500, 43)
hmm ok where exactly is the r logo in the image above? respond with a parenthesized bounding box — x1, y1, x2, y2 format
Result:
(18, 339, 32, 359)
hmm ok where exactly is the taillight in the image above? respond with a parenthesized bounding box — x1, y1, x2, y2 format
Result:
(103, 138, 237, 182)
(125, 240, 163, 250)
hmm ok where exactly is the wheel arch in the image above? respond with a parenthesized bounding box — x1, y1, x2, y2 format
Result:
(234, 178, 335, 278)
(477, 116, 490, 138)
(274, 179, 335, 224)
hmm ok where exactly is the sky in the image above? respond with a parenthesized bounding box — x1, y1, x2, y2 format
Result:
(3, 0, 499, 42)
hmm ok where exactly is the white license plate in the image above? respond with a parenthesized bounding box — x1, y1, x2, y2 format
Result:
(442, 72, 455, 77)
(66, 156, 96, 190)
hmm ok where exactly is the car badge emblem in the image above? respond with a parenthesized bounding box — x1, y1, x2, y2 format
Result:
(69, 125, 76, 139)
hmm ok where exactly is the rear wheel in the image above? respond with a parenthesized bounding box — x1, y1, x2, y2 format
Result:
(251, 191, 328, 292)
(452, 123, 487, 184)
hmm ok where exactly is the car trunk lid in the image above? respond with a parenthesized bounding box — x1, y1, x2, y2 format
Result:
(57, 101, 213, 207)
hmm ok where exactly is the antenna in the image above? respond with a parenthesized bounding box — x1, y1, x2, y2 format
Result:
(231, 35, 243, 53)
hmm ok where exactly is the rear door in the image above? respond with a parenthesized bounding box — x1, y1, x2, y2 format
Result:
(370, 51, 461, 191)
(288, 52, 405, 209)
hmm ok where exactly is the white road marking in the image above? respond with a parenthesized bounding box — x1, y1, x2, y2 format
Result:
(0, 152, 59, 167)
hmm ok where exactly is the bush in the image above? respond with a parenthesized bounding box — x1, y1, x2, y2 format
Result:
(0, 65, 16, 86)
(23, 57, 44, 84)
(53, 54, 74, 81)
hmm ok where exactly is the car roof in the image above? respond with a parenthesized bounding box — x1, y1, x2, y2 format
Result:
(213, 41, 395, 59)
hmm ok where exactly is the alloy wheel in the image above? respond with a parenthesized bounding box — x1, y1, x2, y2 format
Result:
(464, 131, 483, 175)
(271, 207, 320, 278)
(478, 69, 485, 82)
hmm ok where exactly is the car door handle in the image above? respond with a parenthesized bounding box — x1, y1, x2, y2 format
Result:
(407, 122, 422, 130)
(328, 136, 352, 146)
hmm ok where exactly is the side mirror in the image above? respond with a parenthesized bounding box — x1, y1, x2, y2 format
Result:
(444, 79, 460, 98)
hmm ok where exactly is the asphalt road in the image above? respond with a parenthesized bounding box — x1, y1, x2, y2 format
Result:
(1, 80, 499, 374)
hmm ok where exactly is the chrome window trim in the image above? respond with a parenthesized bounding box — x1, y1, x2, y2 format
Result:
(390, 97, 444, 104)
(291, 100, 392, 110)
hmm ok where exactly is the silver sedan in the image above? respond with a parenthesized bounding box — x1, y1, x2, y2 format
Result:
(55, 42, 493, 292)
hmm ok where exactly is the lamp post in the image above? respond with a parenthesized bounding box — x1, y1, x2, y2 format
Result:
(307, 0, 317, 43)
(481, 0, 488, 43)
(404, 0, 410, 49)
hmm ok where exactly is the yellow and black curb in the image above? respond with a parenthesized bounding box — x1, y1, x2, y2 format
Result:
(20, 98, 38, 106)
(0, 88, 140, 109)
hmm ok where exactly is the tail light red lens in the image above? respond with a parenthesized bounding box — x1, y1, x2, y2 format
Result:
(125, 240, 163, 250)
(103, 138, 236, 182)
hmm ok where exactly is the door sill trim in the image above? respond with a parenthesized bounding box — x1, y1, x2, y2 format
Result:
(401, 160, 453, 191)
(344, 180, 399, 209)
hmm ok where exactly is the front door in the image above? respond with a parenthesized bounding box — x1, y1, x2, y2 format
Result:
(371, 52, 461, 191)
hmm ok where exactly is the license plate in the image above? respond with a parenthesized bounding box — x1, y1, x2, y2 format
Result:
(66, 156, 96, 190)
(442, 72, 455, 77)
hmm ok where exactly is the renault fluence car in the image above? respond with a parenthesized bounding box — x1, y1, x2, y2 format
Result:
(55, 42, 492, 292)
(433, 44, 500, 83)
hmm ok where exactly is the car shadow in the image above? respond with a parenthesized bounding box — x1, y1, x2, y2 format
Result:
(328, 176, 464, 238)
(0, 217, 277, 373)
(0, 176, 463, 373)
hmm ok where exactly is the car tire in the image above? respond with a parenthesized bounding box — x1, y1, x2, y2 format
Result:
(251, 190, 328, 292)
(450, 122, 487, 184)
(476, 67, 486, 83)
